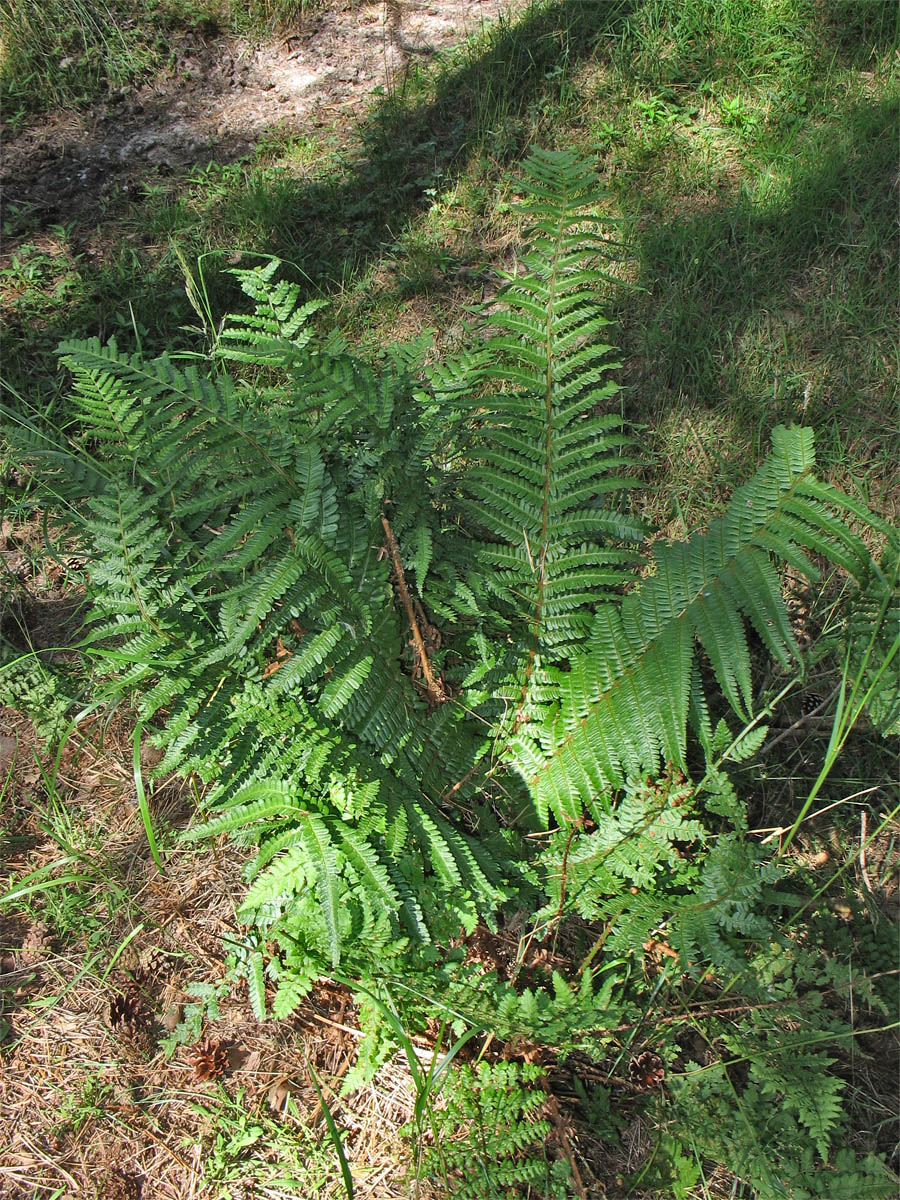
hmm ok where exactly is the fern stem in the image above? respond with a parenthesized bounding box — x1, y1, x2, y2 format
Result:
(543, 1092, 589, 1199)
(381, 515, 446, 704)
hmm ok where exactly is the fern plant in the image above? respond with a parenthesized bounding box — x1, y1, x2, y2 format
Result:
(412, 1060, 561, 1200)
(15, 149, 899, 1199)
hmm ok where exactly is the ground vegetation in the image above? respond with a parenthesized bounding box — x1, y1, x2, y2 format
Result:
(1, 3, 898, 1198)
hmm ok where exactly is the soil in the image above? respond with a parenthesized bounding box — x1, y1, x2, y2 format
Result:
(1, 1, 516, 232)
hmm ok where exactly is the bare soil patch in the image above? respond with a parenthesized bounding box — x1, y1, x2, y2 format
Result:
(2, 1, 517, 232)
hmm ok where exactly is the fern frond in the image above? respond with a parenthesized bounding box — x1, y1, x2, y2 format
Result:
(511, 425, 883, 824)
(219, 258, 328, 358)
(183, 781, 307, 841)
(434, 151, 641, 680)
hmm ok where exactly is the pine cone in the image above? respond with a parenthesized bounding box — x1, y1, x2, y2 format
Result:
(108, 989, 154, 1058)
(800, 691, 824, 717)
(95, 1167, 142, 1200)
(20, 920, 51, 965)
(109, 989, 145, 1031)
(628, 1050, 666, 1090)
(189, 1035, 229, 1081)
(136, 944, 170, 980)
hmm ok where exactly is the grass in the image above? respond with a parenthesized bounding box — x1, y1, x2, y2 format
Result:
(189, 1085, 342, 1197)
(3, 0, 897, 511)
(1, 0, 898, 1196)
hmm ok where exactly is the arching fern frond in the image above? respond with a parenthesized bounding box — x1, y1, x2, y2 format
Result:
(510, 424, 882, 825)
(432, 150, 643, 684)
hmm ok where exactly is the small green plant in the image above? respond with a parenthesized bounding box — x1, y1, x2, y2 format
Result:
(189, 1086, 337, 1200)
(161, 977, 230, 1056)
(55, 1072, 112, 1135)
(718, 94, 759, 134)
(413, 1060, 558, 1199)
(627, 1134, 702, 1200)
(635, 93, 679, 128)
(0, 653, 72, 745)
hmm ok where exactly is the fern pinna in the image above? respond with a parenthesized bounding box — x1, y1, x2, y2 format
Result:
(30, 150, 898, 1197)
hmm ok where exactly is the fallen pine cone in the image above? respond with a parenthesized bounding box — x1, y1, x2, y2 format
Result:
(20, 920, 51, 965)
(190, 1035, 229, 1082)
(136, 944, 171, 981)
(629, 1050, 666, 1090)
(108, 989, 154, 1059)
(800, 691, 825, 717)
(109, 989, 145, 1031)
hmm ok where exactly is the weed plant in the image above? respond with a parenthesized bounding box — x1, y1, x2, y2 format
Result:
(189, 1085, 337, 1198)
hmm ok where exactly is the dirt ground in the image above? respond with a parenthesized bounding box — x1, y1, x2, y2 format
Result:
(1, 1, 518, 231)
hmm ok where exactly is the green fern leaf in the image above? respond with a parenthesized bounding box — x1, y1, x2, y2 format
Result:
(300, 814, 343, 969)
(511, 424, 883, 824)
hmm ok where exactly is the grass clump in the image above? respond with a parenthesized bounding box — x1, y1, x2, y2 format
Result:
(0, 0, 203, 117)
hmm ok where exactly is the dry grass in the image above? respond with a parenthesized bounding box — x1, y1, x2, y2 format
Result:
(0, 708, 428, 1200)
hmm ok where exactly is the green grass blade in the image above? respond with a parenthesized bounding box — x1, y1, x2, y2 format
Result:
(133, 723, 164, 872)
(308, 1063, 354, 1200)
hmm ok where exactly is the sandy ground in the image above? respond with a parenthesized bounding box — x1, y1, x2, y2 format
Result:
(2, 1, 518, 229)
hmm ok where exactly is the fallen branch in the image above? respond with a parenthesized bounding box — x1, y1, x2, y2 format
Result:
(381, 515, 446, 704)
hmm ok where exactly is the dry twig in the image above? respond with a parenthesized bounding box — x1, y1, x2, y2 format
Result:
(381, 516, 446, 704)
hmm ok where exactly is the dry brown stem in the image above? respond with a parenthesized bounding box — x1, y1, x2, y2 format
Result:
(381, 515, 446, 704)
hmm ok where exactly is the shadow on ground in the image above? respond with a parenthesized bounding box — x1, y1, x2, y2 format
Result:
(615, 94, 899, 454)
(3, 0, 896, 457)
